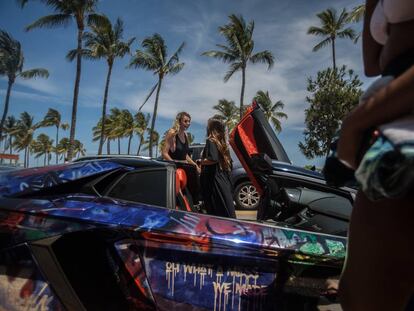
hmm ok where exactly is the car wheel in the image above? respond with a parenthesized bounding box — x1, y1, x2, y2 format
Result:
(234, 181, 260, 210)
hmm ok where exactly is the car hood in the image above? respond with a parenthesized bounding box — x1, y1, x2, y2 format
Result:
(230, 102, 291, 193)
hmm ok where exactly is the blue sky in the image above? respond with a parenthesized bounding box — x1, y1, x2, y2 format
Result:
(0, 0, 368, 167)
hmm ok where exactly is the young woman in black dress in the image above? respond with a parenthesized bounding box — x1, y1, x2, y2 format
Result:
(162, 111, 200, 173)
(200, 118, 236, 218)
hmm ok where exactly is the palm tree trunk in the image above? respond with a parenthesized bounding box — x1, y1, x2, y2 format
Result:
(68, 27, 84, 161)
(44, 153, 47, 166)
(127, 134, 132, 155)
(149, 77, 162, 157)
(137, 136, 143, 155)
(107, 139, 110, 154)
(0, 79, 14, 140)
(117, 138, 120, 154)
(56, 126, 59, 164)
(332, 38, 336, 69)
(98, 62, 113, 155)
(240, 67, 246, 120)
(9, 135, 12, 165)
(24, 147, 27, 168)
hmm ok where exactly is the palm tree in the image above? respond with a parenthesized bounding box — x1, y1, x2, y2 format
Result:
(253, 90, 287, 132)
(77, 16, 134, 155)
(203, 15, 274, 119)
(213, 99, 238, 132)
(32, 133, 54, 166)
(143, 129, 159, 158)
(0, 30, 49, 140)
(134, 112, 150, 155)
(56, 137, 71, 161)
(41, 108, 69, 164)
(92, 117, 113, 154)
(116, 110, 134, 155)
(22, 0, 104, 160)
(307, 8, 356, 69)
(108, 108, 122, 154)
(186, 132, 194, 145)
(129, 33, 185, 157)
(13, 112, 37, 168)
(73, 139, 86, 158)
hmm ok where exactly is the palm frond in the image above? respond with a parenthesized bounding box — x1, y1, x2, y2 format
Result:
(307, 26, 328, 36)
(223, 62, 242, 82)
(66, 48, 94, 61)
(347, 5, 365, 23)
(128, 50, 158, 70)
(202, 50, 237, 63)
(87, 13, 108, 28)
(337, 28, 356, 40)
(19, 68, 49, 79)
(312, 37, 331, 52)
(25, 14, 72, 31)
(249, 50, 274, 69)
(166, 41, 185, 68)
(168, 62, 184, 75)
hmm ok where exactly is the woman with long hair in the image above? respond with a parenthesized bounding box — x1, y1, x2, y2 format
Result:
(337, 0, 414, 309)
(200, 118, 236, 218)
(162, 111, 200, 173)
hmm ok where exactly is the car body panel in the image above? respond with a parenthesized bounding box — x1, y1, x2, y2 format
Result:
(0, 156, 346, 309)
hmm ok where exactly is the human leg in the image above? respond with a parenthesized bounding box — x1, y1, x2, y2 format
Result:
(339, 192, 414, 311)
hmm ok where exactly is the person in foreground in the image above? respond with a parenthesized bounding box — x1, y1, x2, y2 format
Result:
(162, 111, 200, 173)
(200, 118, 236, 218)
(337, 0, 414, 310)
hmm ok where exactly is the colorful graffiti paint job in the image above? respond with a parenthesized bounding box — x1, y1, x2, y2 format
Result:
(1, 195, 346, 264)
(0, 245, 64, 311)
(0, 158, 346, 309)
(0, 160, 128, 197)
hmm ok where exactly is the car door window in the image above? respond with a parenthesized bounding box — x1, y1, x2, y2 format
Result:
(107, 170, 167, 207)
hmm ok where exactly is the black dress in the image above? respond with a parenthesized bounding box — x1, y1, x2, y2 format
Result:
(200, 139, 236, 218)
(168, 134, 189, 160)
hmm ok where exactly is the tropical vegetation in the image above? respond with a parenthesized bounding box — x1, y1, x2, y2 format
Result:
(41, 108, 69, 164)
(253, 90, 287, 133)
(299, 66, 363, 158)
(212, 99, 238, 132)
(22, 0, 104, 160)
(0, 30, 49, 140)
(307, 8, 356, 69)
(78, 15, 135, 155)
(129, 33, 185, 157)
(0, 3, 366, 166)
(203, 14, 274, 119)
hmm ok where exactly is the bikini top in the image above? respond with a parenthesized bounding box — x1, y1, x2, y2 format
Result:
(370, 0, 414, 45)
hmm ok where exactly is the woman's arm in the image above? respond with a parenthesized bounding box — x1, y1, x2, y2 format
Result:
(338, 64, 414, 168)
(200, 158, 217, 166)
(162, 130, 175, 161)
(363, 0, 382, 76)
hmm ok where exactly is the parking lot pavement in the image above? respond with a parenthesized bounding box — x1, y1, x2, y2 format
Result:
(236, 210, 257, 221)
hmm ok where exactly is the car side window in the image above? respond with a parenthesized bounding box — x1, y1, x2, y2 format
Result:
(107, 169, 167, 207)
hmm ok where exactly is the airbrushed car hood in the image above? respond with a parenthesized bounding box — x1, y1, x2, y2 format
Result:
(230, 102, 291, 194)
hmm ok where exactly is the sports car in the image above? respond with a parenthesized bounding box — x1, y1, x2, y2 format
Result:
(0, 104, 348, 310)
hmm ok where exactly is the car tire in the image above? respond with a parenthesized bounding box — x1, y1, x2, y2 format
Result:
(234, 181, 260, 210)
